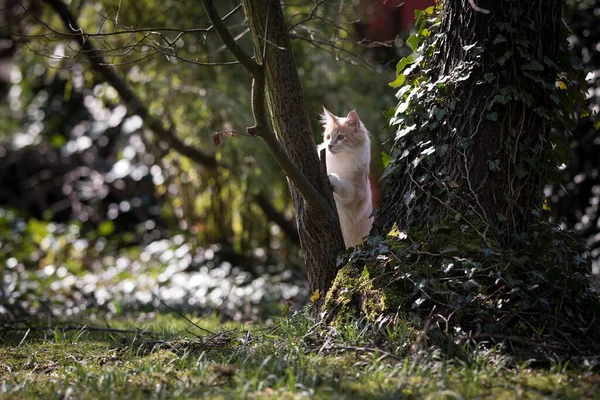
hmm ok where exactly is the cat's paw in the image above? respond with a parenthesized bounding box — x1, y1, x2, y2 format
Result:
(328, 173, 341, 192)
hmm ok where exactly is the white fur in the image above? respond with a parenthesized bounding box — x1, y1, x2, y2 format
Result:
(320, 107, 373, 248)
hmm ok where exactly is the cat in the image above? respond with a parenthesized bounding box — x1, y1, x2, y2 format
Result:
(319, 107, 373, 248)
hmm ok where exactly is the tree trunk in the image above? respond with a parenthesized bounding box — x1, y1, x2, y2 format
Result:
(240, 0, 345, 296)
(324, 0, 599, 350)
(375, 0, 564, 245)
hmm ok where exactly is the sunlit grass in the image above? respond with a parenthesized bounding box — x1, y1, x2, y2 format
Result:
(0, 312, 598, 399)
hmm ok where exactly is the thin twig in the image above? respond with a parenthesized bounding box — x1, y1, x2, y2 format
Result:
(152, 293, 217, 336)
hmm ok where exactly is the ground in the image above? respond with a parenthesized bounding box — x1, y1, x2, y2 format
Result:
(1, 312, 599, 399)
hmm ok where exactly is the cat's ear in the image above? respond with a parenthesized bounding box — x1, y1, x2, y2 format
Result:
(321, 106, 337, 126)
(345, 110, 361, 128)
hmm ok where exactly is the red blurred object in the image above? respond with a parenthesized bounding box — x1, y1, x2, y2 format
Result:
(360, 0, 435, 42)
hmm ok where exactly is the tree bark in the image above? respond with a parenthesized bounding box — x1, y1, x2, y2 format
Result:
(323, 0, 598, 341)
(240, 0, 345, 296)
(375, 0, 564, 248)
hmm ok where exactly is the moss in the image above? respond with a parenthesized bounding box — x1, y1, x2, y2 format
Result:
(324, 255, 407, 323)
(323, 264, 361, 320)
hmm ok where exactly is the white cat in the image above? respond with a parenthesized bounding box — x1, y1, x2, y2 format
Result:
(319, 107, 373, 248)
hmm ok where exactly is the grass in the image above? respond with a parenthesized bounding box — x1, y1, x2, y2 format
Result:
(0, 312, 599, 399)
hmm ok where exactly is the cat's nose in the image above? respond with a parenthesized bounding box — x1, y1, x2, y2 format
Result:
(328, 144, 333, 150)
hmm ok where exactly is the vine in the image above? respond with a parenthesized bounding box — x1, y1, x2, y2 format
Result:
(325, 1, 600, 358)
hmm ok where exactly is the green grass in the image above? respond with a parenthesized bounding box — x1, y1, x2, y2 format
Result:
(1, 312, 598, 399)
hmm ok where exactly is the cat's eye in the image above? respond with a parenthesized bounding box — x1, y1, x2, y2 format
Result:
(326, 134, 331, 139)
(338, 135, 345, 140)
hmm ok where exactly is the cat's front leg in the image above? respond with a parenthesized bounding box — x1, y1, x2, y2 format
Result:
(328, 174, 355, 204)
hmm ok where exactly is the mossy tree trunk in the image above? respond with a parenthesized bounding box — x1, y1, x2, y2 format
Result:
(324, 0, 598, 350)
(375, 0, 565, 246)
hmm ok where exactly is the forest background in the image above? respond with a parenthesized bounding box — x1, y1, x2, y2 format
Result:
(0, 0, 599, 397)
(1, 0, 597, 321)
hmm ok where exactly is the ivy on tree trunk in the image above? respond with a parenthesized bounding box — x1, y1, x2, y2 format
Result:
(324, 0, 599, 355)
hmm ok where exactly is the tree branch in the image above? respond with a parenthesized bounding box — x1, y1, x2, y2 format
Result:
(43, 0, 299, 244)
(203, 0, 334, 217)
(200, 0, 261, 76)
(45, 0, 218, 169)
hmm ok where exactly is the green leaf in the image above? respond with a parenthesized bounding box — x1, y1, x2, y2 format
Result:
(407, 34, 420, 52)
(522, 60, 544, 71)
(388, 74, 406, 88)
(497, 50, 513, 65)
(395, 55, 415, 75)
(381, 152, 391, 168)
(483, 73, 495, 83)
(441, 246, 458, 254)
(433, 107, 447, 121)
(515, 167, 528, 178)
(488, 159, 501, 171)
(486, 112, 498, 121)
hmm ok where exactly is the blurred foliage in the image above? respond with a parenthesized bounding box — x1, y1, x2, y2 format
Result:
(0, 0, 395, 318)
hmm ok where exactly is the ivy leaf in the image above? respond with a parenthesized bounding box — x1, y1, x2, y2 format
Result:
(309, 289, 320, 303)
(381, 152, 391, 168)
(424, 5, 435, 14)
(395, 55, 415, 75)
(458, 137, 474, 149)
(483, 73, 495, 83)
(480, 248, 500, 257)
(441, 246, 458, 254)
(543, 56, 557, 68)
(389, 74, 406, 88)
(407, 34, 420, 52)
(523, 60, 544, 71)
(486, 112, 498, 121)
(433, 107, 447, 121)
(493, 34, 507, 44)
(497, 50, 513, 65)
(515, 167, 528, 178)
(542, 199, 551, 211)
(488, 159, 501, 171)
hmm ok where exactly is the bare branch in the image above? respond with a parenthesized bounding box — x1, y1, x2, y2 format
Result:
(27, 0, 299, 246)
(45, 0, 219, 168)
(201, 0, 333, 216)
(200, 0, 261, 76)
(286, 0, 326, 31)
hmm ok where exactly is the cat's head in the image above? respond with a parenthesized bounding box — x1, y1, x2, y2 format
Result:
(321, 107, 369, 155)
